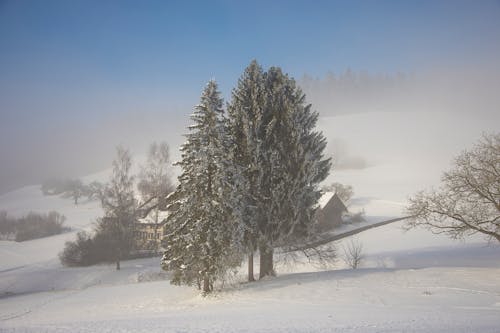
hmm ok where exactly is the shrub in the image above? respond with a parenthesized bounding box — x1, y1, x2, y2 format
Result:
(0, 211, 68, 241)
(15, 211, 67, 241)
(59, 231, 94, 266)
(342, 238, 364, 269)
(0, 210, 16, 239)
(59, 218, 132, 267)
(343, 210, 366, 224)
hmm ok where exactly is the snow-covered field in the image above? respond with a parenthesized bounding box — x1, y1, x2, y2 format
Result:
(1, 111, 499, 332)
(1, 233, 499, 333)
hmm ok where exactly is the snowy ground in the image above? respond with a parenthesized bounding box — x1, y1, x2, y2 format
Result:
(1, 246, 499, 332)
(1, 111, 499, 332)
(1, 187, 499, 332)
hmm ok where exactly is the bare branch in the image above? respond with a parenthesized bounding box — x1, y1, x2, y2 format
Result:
(406, 133, 500, 243)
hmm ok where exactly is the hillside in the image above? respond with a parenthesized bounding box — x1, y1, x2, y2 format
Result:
(1, 112, 499, 332)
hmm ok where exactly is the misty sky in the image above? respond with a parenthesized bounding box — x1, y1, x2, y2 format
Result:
(1, 0, 500, 194)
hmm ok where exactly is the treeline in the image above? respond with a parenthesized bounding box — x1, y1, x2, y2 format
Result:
(299, 70, 414, 115)
(0, 211, 68, 242)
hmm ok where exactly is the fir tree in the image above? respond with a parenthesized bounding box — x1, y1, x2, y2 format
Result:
(229, 62, 331, 278)
(227, 60, 266, 281)
(161, 80, 239, 294)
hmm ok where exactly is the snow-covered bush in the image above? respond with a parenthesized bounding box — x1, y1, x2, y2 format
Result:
(343, 210, 366, 224)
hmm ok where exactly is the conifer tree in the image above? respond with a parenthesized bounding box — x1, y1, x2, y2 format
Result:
(227, 60, 265, 281)
(161, 80, 239, 294)
(229, 62, 331, 278)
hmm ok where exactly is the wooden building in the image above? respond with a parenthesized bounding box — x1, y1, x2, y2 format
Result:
(315, 192, 348, 232)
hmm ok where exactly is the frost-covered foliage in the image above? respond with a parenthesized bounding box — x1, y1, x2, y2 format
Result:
(226, 60, 266, 280)
(162, 62, 331, 290)
(161, 81, 241, 294)
(228, 61, 331, 278)
(406, 133, 500, 242)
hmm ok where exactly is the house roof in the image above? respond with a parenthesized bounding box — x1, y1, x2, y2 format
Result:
(328, 193, 348, 212)
(318, 191, 335, 209)
(318, 191, 348, 212)
(136, 210, 169, 225)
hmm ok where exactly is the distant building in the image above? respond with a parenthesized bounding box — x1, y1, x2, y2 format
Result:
(132, 192, 348, 250)
(315, 192, 348, 232)
(133, 209, 168, 254)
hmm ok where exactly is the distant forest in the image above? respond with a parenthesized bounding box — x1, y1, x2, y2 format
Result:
(299, 70, 415, 116)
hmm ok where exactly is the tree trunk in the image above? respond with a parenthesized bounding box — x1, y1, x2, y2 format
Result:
(116, 260, 120, 270)
(203, 276, 211, 294)
(196, 278, 201, 290)
(259, 244, 275, 279)
(248, 252, 255, 282)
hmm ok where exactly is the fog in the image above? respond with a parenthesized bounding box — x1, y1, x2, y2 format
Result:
(1, 64, 499, 195)
(0, 99, 191, 194)
(305, 65, 500, 201)
(301, 65, 500, 118)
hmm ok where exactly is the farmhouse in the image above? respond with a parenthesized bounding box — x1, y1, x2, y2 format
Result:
(315, 192, 348, 232)
(134, 210, 168, 253)
(133, 191, 348, 251)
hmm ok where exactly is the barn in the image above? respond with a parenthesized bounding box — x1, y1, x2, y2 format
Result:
(315, 192, 348, 232)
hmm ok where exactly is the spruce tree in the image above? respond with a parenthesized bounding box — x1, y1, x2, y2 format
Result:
(227, 60, 266, 281)
(161, 80, 239, 294)
(229, 62, 331, 278)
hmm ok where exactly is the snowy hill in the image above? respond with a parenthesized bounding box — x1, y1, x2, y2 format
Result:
(1, 224, 499, 332)
(0, 111, 499, 332)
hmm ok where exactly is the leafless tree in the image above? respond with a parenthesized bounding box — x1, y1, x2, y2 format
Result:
(342, 238, 364, 269)
(100, 146, 137, 270)
(86, 181, 105, 201)
(279, 242, 337, 270)
(406, 133, 500, 242)
(63, 179, 85, 205)
(322, 182, 354, 204)
(137, 142, 175, 217)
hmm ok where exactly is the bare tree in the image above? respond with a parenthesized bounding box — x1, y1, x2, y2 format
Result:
(406, 133, 500, 242)
(322, 182, 354, 204)
(137, 142, 175, 216)
(63, 179, 85, 205)
(86, 181, 105, 201)
(100, 146, 137, 270)
(342, 238, 363, 269)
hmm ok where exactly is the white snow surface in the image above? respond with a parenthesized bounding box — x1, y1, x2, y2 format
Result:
(1, 111, 499, 332)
